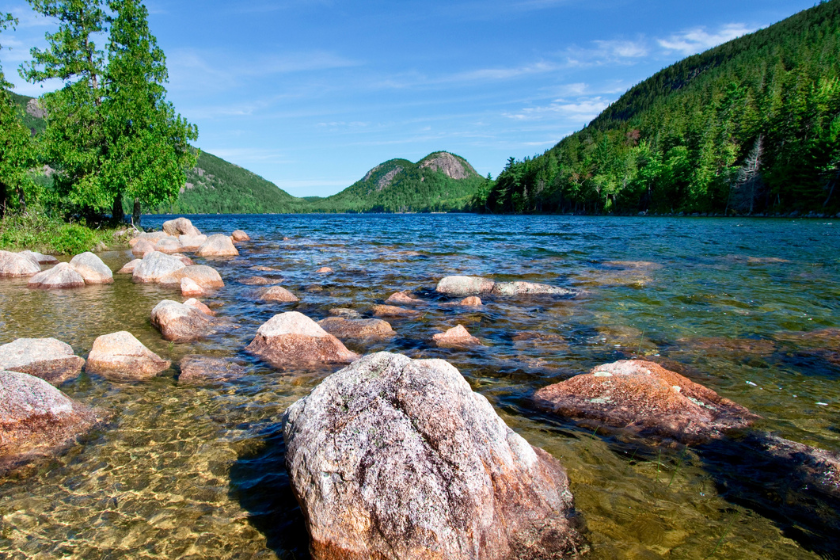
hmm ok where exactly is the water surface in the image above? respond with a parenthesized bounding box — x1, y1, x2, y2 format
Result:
(1, 214, 838, 559)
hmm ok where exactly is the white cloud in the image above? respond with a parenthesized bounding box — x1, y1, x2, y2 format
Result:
(504, 97, 610, 122)
(657, 23, 754, 56)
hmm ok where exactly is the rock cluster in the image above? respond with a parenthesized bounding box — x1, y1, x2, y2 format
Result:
(284, 353, 584, 559)
(533, 360, 758, 443)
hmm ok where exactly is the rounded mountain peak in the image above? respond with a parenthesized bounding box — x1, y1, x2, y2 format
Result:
(419, 152, 477, 180)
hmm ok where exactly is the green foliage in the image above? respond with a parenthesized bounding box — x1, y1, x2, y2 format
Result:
(0, 207, 117, 254)
(148, 151, 308, 214)
(310, 152, 487, 213)
(476, 0, 840, 215)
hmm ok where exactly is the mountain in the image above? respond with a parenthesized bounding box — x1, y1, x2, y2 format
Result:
(476, 0, 840, 215)
(309, 151, 488, 213)
(6, 92, 307, 214)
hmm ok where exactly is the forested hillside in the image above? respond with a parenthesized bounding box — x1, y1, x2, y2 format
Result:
(476, 0, 840, 215)
(309, 152, 488, 213)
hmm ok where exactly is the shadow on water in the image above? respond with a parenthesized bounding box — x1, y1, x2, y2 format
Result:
(228, 423, 310, 560)
(695, 434, 840, 560)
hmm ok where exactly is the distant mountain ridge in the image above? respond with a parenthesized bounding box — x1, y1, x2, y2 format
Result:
(307, 151, 487, 213)
(8, 92, 484, 214)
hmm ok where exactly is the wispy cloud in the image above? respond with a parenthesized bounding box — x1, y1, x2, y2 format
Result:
(504, 97, 610, 121)
(657, 23, 755, 56)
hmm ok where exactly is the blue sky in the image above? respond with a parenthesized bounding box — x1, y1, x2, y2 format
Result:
(0, 0, 819, 197)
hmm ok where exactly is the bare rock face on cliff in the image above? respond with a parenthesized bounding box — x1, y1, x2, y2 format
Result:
(534, 360, 758, 443)
(283, 352, 584, 559)
(0, 338, 85, 385)
(419, 151, 477, 180)
(0, 370, 105, 476)
(245, 311, 358, 368)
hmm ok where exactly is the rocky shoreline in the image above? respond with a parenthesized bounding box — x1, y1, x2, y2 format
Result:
(1, 215, 839, 558)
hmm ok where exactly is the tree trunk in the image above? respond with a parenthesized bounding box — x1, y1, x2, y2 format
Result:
(16, 188, 26, 213)
(0, 181, 7, 217)
(112, 192, 125, 223)
(132, 198, 142, 228)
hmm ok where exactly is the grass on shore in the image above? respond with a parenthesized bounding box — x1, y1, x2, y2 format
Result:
(0, 208, 134, 255)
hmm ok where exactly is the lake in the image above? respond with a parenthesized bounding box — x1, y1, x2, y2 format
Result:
(1, 214, 839, 559)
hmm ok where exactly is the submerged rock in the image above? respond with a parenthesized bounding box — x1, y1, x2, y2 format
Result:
(231, 230, 250, 242)
(258, 286, 299, 303)
(492, 281, 574, 296)
(86, 331, 171, 382)
(534, 360, 758, 443)
(0, 250, 41, 277)
(435, 275, 495, 296)
(159, 265, 224, 289)
(0, 370, 105, 476)
(745, 433, 840, 500)
(181, 277, 204, 297)
(179, 356, 247, 385)
(315, 266, 333, 274)
(674, 337, 776, 357)
(0, 338, 85, 385)
(284, 352, 583, 559)
(372, 304, 419, 318)
(433, 324, 482, 347)
(240, 275, 278, 286)
(460, 295, 483, 306)
(162, 217, 201, 237)
(28, 262, 86, 290)
(151, 300, 215, 342)
(329, 307, 362, 319)
(196, 234, 239, 257)
(385, 291, 421, 305)
(117, 258, 142, 274)
(132, 251, 186, 283)
(246, 311, 358, 368)
(69, 252, 113, 284)
(317, 317, 395, 339)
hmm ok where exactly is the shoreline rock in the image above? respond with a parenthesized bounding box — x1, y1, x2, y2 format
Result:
(196, 234, 239, 257)
(69, 252, 114, 285)
(284, 352, 584, 559)
(159, 265, 224, 289)
(179, 356, 246, 385)
(534, 359, 758, 443)
(0, 338, 85, 385)
(151, 300, 216, 342)
(28, 262, 86, 290)
(231, 230, 250, 242)
(0, 250, 42, 278)
(0, 370, 106, 476)
(433, 324, 482, 347)
(132, 251, 186, 283)
(372, 304, 419, 318)
(246, 311, 358, 368)
(436, 275, 495, 296)
(385, 291, 421, 305)
(258, 286, 299, 303)
(85, 331, 171, 382)
(317, 317, 395, 339)
(162, 217, 201, 237)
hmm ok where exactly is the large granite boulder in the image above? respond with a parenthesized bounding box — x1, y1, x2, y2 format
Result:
(246, 312, 359, 368)
(432, 324, 482, 347)
(69, 252, 113, 284)
(317, 317, 395, 339)
(132, 251, 186, 283)
(436, 275, 495, 296)
(28, 262, 86, 289)
(85, 331, 171, 382)
(178, 356, 246, 385)
(284, 352, 584, 559)
(159, 265, 224, 289)
(533, 360, 758, 443)
(0, 370, 105, 476)
(492, 281, 574, 296)
(0, 250, 41, 277)
(162, 217, 202, 237)
(0, 338, 85, 385)
(150, 300, 215, 342)
(196, 234, 239, 257)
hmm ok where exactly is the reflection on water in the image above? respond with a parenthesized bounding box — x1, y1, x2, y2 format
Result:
(1, 214, 839, 559)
